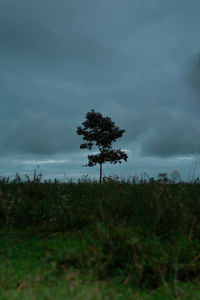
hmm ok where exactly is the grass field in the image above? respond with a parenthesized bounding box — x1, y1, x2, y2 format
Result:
(1, 174, 200, 299)
(1, 227, 200, 300)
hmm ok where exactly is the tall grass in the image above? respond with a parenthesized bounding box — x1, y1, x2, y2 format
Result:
(1, 172, 200, 289)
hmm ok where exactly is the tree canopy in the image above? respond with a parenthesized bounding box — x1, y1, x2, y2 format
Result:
(77, 109, 128, 182)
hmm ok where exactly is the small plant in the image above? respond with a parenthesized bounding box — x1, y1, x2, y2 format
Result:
(157, 173, 170, 184)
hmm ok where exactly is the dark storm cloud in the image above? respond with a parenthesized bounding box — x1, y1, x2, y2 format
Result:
(1, 0, 200, 179)
(141, 112, 200, 157)
(0, 0, 127, 85)
(0, 10, 109, 77)
(2, 110, 79, 155)
(185, 54, 200, 96)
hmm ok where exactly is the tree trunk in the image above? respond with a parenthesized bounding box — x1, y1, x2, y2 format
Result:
(99, 163, 102, 183)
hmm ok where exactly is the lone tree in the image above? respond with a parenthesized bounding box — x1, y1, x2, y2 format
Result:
(77, 109, 128, 182)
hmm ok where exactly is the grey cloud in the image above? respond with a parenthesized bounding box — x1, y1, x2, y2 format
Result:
(185, 54, 200, 95)
(141, 113, 200, 157)
(1, 0, 200, 180)
(3, 111, 80, 155)
(0, 5, 108, 86)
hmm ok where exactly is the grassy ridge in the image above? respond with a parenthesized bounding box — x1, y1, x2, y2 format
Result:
(1, 175, 200, 297)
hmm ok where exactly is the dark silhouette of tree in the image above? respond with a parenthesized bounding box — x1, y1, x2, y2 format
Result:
(77, 109, 128, 182)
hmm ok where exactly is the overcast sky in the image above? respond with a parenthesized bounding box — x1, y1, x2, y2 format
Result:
(1, 0, 200, 182)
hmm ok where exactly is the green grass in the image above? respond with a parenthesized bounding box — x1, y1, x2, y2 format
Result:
(1, 227, 200, 300)
(1, 175, 200, 298)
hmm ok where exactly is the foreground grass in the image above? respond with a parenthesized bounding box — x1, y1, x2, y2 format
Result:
(1, 227, 200, 300)
(1, 176, 200, 298)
